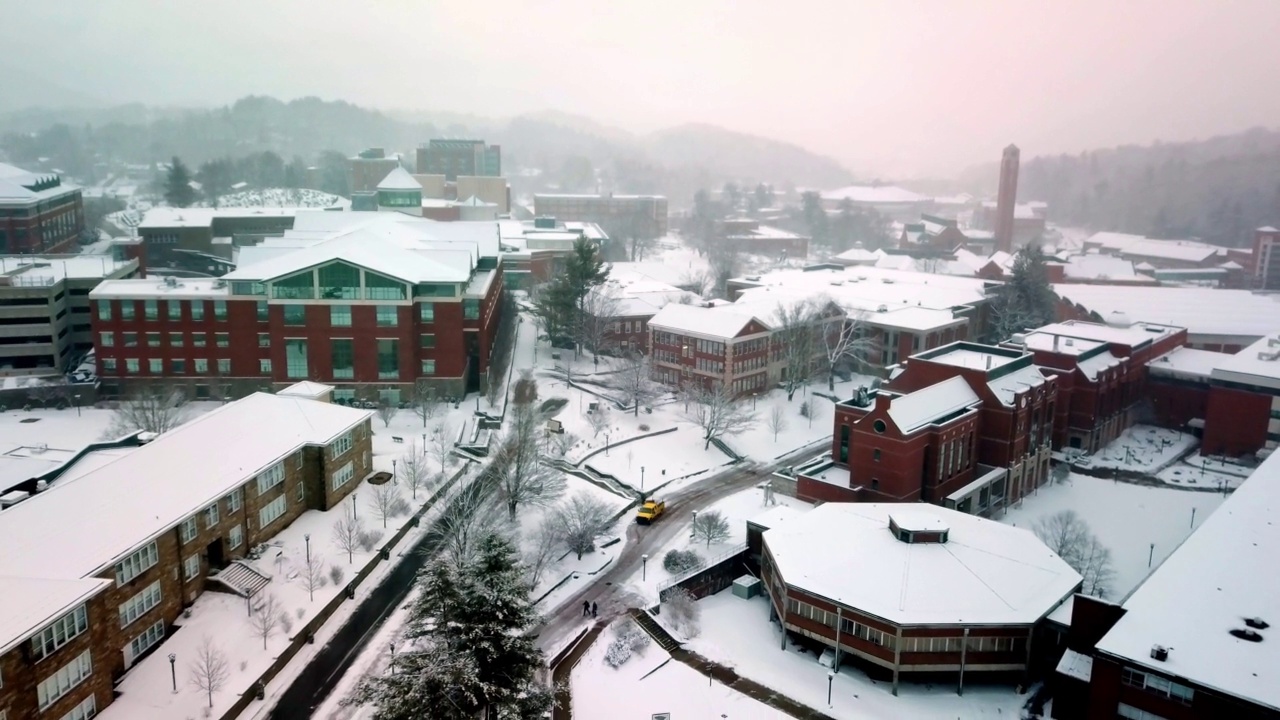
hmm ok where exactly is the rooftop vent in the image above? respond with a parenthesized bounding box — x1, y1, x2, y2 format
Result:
(1258, 351, 1280, 362)
(877, 304, 888, 313)
(163, 276, 179, 288)
(830, 279, 843, 286)
(882, 278, 895, 284)
(1065, 338, 1075, 347)
(1230, 628, 1264, 643)
(212, 279, 227, 289)
(745, 275, 761, 281)
(1245, 617, 1270, 630)
(1149, 645, 1169, 662)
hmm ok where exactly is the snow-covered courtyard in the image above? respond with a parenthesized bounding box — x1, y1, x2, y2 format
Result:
(1072, 424, 1196, 474)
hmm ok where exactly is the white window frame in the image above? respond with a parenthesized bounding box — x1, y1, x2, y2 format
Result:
(31, 605, 89, 661)
(204, 503, 219, 528)
(179, 517, 198, 544)
(226, 487, 243, 513)
(58, 695, 97, 720)
(183, 553, 200, 581)
(125, 620, 165, 669)
(115, 541, 159, 585)
(256, 463, 285, 495)
(258, 495, 287, 529)
(119, 581, 162, 628)
(331, 461, 354, 491)
(332, 431, 353, 457)
(229, 524, 244, 550)
(37, 649, 92, 710)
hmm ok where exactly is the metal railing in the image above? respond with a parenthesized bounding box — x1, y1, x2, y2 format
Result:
(656, 542, 747, 594)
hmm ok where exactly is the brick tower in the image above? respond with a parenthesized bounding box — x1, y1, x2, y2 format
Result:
(993, 144, 1020, 253)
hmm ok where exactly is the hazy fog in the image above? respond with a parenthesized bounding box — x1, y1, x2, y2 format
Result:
(4, 0, 1279, 177)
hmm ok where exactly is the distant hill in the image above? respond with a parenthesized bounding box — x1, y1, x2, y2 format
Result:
(643, 123, 852, 189)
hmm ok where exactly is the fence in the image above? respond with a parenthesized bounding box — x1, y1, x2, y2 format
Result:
(656, 542, 748, 602)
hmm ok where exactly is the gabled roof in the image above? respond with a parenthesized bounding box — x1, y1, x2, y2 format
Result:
(222, 227, 472, 284)
(648, 303, 760, 339)
(0, 576, 113, 655)
(376, 167, 422, 191)
(887, 376, 981, 434)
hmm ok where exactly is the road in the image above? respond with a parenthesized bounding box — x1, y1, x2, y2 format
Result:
(534, 444, 827, 654)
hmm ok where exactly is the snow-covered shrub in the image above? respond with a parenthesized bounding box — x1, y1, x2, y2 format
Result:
(390, 496, 412, 517)
(280, 613, 294, 635)
(799, 400, 812, 419)
(358, 529, 384, 552)
(603, 635, 633, 668)
(328, 564, 345, 585)
(663, 588, 701, 638)
(614, 619, 651, 656)
(295, 607, 306, 620)
(662, 548, 704, 575)
(638, 424, 650, 432)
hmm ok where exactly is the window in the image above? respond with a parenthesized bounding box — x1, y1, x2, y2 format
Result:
(171, 359, 186, 374)
(217, 358, 230, 375)
(126, 620, 165, 666)
(331, 305, 352, 327)
(260, 359, 272, 374)
(365, 271, 406, 300)
(121, 301, 135, 320)
(1117, 704, 1170, 720)
(180, 517, 198, 543)
(273, 271, 316, 300)
(229, 524, 243, 550)
(331, 339, 354, 379)
(332, 431, 353, 457)
(232, 281, 266, 296)
(31, 605, 88, 661)
(96, 300, 111, 320)
(415, 283, 454, 297)
(420, 334, 436, 349)
(216, 332, 229, 348)
(318, 262, 361, 300)
(167, 300, 181, 320)
(146, 332, 160, 347)
(118, 581, 161, 628)
(37, 650, 91, 710)
(1121, 668, 1194, 704)
(183, 553, 200, 581)
(126, 358, 139, 374)
(257, 462, 285, 494)
(256, 301, 268, 321)
(100, 331, 114, 347)
(169, 332, 183, 347)
(421, 359, 436, 375)
(144, 299, 157, 320)
(124, 332, 137, 347)
(190, 301, 204, 321)
(148, 359, 162, 374)
(226, 487, 243, 512)
(873, 448, 881, 462)
(463, 298, 480, 320)
(284, 305, 306, 325)
(103, 358, 117, 373)
(259, 495, 287, 528)
(204, 503, 219, 527)
(332, 461, 354, 490)
(59, 693, 97, 720)
(286, 339, 308, 378)
(195, 358, 208, 374)
(296, 480, 305, 502)
(376, 305, 398, 326)
(419, 302, 435, 322)
(193, 333, 206, 348)
(377, 339, 399, 379)
(213, 300, 227, 320)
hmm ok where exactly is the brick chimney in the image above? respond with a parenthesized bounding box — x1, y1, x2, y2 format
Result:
(994, 144, 1020, 253)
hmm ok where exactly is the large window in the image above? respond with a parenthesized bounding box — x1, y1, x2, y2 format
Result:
(100, 331, 113, 347)
(167, 300, 181, 320)
(419, 302, 435, 322)
(231, 281, 266, 296)
(318, 262, 361, 300)
(286, 339, 308, 378)
(376, 305, 398, 327)
(259, 495, 287, 528)
(272, 271, 315, 300)
(332, 339, 354, 379)
(144, 299, 157, 320)
(121, 301, 135, 320)
(256, 301, 268, 321)
(332, 461, 354, 490)
(59, 693, 97, 720)
(415, 283, 454, 297)
(365, 271, 407, 300)
(126, 621, 164, 667)
(330, 305, 352, 327)
(119, 581, 161, 627)
(213, 300, 227, 320)
(229, 524, 244, 550)
(284, 305, 306, 325)
(204, 503, 219, 528)
(179, 517, 198, 543)
(257, 463, 285, 494)
(421, 359, 436, 375)
(183, 553, 200, 581)
(96, 300, 111, 320)
(37, 650, 92, 710)
(226, 487, 243, 512)
(463, 299, 480, 320)
(1121, 668, 1194, 705)
(31, 605, 88, 661)
(377, 339, 399, 379)
(1117, 704, 1171, 720)
(217, 358, 231, 375)
(332, 431, 353, 456)
(190, 301, 204, 321)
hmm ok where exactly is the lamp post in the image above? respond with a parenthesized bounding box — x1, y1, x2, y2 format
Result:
(352, 490, 358, 521)
(642, 553, 649, 581)
(604, 431, 611, 456)
(392, 459, 398, 484)
(690, 510, 698, 540)
(1148, 542, 1155, 568)
(752, 392, 758, 410)
(73, 393, 82, 417)
(390, 641, 397, 674)
(169, 653, 178, 693)
(827, 670, 835, 707)
(641, 466, 646, 491)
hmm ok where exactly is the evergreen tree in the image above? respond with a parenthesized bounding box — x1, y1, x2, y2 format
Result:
(164, 156, 197, 208)
(196, 158, 233, 208)
(801, 190, 829, 246)
(531, 237, 609, 352)
(989, 244, 1057, 342)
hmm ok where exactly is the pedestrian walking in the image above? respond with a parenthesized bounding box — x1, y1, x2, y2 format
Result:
(591, 601, 598, 618)
(582, 600, 591, 617)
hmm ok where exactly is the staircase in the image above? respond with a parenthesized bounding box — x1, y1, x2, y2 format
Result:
(210, 560, 272, 598)
(630, 608, 681, 652)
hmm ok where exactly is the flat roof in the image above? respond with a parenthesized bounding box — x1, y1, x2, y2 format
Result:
(819, 185, 928, 204)
(1095, 450, 1280, 710)
(1148, 347, 1233, 382)
(925, 347, 1022, 371)
(1211, 333, 1280, 391)
(0, 443, 81, 495)
(90, 277, 229, 299)
(1053, 285, 1280, 339)
(139, 206, 301, 229)
(1034, 320, 1181, 349)
(766, 503, 1081, 626)
(0, 255, 134, 284)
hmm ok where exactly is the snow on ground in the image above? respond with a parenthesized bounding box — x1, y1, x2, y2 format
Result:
(309, 598, 413, 720)
(0, 401, 220, 447)
(572, 618, 789, 720)
(526, 474, 632, 612)
(1001, 472, 1226, 598)
(196, 187, 347, 208)
(1073, 425, 1196, 473)
(688, 591, 1024, 720)
(1156, 462, 1247, 491)
(1183, 451, 1257, 477)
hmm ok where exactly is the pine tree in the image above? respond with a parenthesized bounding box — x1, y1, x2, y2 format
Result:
(164, 156, 197, 208)
(990, 244, 1057, 342)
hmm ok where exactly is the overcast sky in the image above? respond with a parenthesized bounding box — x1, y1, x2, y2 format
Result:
(4, 0, 1279, 177)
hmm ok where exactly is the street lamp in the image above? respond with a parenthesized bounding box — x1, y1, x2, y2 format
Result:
(641, 466, 646, 491)
(690, 510, 698, 540)
(390, 641, 397, 674)
(642, 553, 649, 581)
(73, 393, 81, 417)
(604, 431, 611, 456)
(827, 670, 834, 707)
(352, 490, 359, 521)
(392, 459, 398, 483)
(304, 534, 311, 564)
(752, 392, 758, 410)
(169, 653, 178, 693)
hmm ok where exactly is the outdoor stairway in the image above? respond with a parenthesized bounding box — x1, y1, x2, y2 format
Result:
(210, 560, 272, 598)
(630, 608, 681, 653)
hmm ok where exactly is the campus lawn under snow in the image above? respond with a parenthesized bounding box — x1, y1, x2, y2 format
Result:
(1074, 425, 1196, 473)
(0, 400, 220, 448)
(686, 591, 1025, 720)
(1000, 472, 1227, 598)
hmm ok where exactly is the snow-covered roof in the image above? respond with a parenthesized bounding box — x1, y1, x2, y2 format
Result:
(1259, 226, 1278, 233)
(1056, 648, 1094, 683)
(747, 504, 805, 531)
(1211, 333, 1280, 391)
(1061, 254, 1142, 281)
(887, 377, 981, 434)
(766, 503, 1081, 626)
(592, 273, 697, 318)
(0, 254, 134, 283)
(1120, 239, 1220, 263)
(1148, 347, 1232, 382)
(724, 224, 806, 241)
(820, 185, 927, 204)
(1033, 320, 1181, 349)
(1021, 331, 1107, 357)
(647, 303, 759, 339)
(0, 576, 113, 655)
(138, 206, 300, 229)
(834, 246, 879, 263)
(1054, 285, 1280, 340)
(376, 167, 422, 191)
(0, 393, 371, 583)
(90, 277, 230, 299)
(0, 163, 78, 204)
(278, 380, 334, 400)
(986, 363, 1048, 406)
(730, 266, 989, 319)
(1083, 231, 1146, 252)
(1094, 450, 1280, 709)
(923, 346, 1022, 372)
(0, 442, 85, 495)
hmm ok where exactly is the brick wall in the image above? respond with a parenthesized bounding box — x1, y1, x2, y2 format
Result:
(0, 591, 114, 720)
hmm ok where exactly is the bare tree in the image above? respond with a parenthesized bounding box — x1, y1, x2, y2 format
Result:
(411, 381, 438, 428)
(766, 403, 788, 442)
(376, 401, 398, 428)
(296, 553, 328, 602)
(369, 483, 404, 529)
(248, 593, 284, 650)
(331, 511, 363, 564)
(106, 385, 190, 437)
(523, 517, 565, 589)
(773, 299, 822, 400)
(28, 382, 69, 409)
(428, 419, 455, 475)
(679, 268, 715, 298)
(820, 309, 879, 391)
(617, 350, 659, 416)
(705, 237, 742, 299)
(691, 509, 731, 547)
(430, 478, 504, 570)
(578, 284, 623, 368)
(399, 441, 431, 500)
(495, 407, 567, 520)
(549, 431, 577, 458)
(662, 587, 702, 638)
(682, 383, 756, 449)
(552, 492, 616, 560)
(485, 374, 504, 409)
(586, 403, 610, 439)
(188, 635, 230, 708)
(512, 369, 539, 407)
(1033, 510, 1116, 598)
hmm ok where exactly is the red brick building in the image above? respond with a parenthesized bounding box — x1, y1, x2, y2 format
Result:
(0, 163, 85, 255)
(0, 389, 373, 720)
(1201, 332, 1280, 457)
(91, 213, 506, 401)
(1253, 226, 1279, 291)
(720, 218, 809, 258)
(584, 273, 697, 355)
